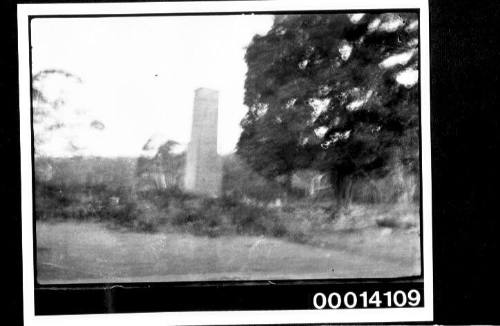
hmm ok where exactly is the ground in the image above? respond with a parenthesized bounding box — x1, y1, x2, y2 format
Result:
(36, 207, 420, 284)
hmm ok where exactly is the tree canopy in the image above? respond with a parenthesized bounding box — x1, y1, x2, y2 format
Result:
(32, 69, 105, 156)
(136, 139, 185, 186)
(237, 13, 419, 207)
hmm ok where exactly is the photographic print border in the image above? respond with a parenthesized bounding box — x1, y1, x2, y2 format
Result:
(18, 0, 433, 324)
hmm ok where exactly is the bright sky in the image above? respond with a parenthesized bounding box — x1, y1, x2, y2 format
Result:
(31, 15, 274, 157)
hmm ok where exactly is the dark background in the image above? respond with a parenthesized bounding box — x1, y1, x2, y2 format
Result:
(1, 0, 500, 324)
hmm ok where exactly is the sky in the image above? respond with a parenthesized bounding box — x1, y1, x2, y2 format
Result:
(31, 15, 274, 157)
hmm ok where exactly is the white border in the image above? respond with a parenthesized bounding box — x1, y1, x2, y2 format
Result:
(18, 1, 433, 324)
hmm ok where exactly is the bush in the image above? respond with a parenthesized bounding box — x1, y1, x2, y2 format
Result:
(168, 195, 286, 238)
(222, 154, 287, 203)
(351, 168, 419, 205)
(35, 180, 136, 222)
(35, 180, 296, 240)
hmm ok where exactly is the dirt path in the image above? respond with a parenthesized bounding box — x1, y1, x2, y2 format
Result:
(36, 221, 420, 284)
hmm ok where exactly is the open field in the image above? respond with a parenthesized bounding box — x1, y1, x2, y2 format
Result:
(36, 216, 420, 284)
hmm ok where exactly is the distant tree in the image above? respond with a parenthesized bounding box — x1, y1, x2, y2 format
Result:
(136, 140, 185, 189)
(238, 13, 419, 213)
(155, 140, 185, 177)
(32, 69, 105, 156)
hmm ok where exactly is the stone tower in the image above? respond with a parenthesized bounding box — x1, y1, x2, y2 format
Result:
(183, 88, 222, 197)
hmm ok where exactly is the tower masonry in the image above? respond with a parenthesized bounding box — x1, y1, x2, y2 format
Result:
(183, 88, 222, 197)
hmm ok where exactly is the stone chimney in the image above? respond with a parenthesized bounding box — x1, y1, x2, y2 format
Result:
(183, 88, 222, 197)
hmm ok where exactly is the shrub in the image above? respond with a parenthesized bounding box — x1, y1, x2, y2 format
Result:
(222, 154, 287, 203)
(351, 169, 419, 205)
(35, 179, 298, 241)
(129, 200, 165, 232)
(35, 180, 136, 222)
(167, 195, 287, 238)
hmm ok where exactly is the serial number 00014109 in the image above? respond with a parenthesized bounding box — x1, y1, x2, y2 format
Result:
(313, 289, 422, 309)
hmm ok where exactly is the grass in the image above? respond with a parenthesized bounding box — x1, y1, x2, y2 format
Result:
(37, 219, 421, 283)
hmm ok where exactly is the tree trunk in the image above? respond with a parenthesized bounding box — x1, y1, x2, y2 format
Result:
(280, 173, 293, 202)
(331, 173, 353, 219)
(284, 173, 293, 191)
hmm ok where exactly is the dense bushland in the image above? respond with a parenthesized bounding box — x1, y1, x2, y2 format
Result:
(34, 180, 289, 238)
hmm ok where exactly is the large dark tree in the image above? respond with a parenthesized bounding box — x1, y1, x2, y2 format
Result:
(237, 13, 419, 211)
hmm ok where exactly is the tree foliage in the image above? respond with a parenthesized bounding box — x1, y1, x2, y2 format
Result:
(32, 69, 105, 156)
(32, 69, 82, 126)
(136, 140, 185, 188)
(237, 13, 419, 207)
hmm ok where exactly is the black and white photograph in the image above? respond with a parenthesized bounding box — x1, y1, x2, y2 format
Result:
(17, 0, 433, 324)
